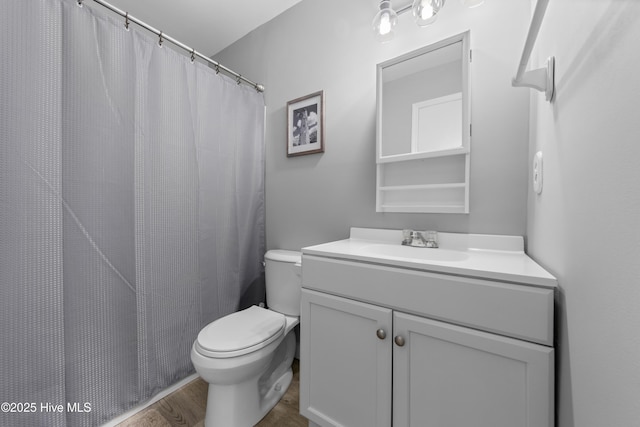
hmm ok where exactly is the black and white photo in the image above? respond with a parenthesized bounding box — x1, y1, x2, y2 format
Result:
(287, 91, 324, 157)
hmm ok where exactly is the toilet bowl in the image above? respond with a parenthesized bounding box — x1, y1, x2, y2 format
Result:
(190, 250, 302, 427)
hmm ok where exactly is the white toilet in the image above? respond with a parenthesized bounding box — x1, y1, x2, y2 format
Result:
(191, 250, 302, 427)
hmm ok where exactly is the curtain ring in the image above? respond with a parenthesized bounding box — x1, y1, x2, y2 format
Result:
(158, 31, 163, 47)
(77, 0, 83, 6)
(125, 12, 130, 30)
(236, 75, 242, 85)
(190, 50, 195, 63)
(214, 64, 220, 74)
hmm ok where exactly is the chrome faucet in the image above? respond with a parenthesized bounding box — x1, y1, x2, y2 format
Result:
(402, 230, 439, 248)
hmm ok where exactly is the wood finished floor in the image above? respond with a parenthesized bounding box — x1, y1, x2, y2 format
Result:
(117, 359, 307, 427)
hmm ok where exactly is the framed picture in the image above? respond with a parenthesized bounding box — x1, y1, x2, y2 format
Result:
(287, 90, 324, 157)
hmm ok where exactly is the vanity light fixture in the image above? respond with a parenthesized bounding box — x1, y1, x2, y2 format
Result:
(372, 0, 399, 42)
(373, 0, 484, 42)
(412, 0, 443, 27)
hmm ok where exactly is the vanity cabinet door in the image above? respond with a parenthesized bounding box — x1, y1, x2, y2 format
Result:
(392, 312, 554, 427)
(300, 289, 392, 427)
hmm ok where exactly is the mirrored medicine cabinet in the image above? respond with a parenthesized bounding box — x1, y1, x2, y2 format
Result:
(376, 31, 470, 213)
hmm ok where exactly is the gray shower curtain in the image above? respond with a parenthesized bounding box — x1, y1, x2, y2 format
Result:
(0, 0, 266, 425)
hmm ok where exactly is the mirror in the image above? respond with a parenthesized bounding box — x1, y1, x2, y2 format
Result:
(375, 32, 471, 214)
(377, 32, 470, 161)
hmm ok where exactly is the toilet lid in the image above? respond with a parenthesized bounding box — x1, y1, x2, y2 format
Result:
(196, 306, 285, 357)
(264, 249, 302, 263)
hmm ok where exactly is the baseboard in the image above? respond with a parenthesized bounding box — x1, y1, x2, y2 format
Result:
(101, 373, 200, 427)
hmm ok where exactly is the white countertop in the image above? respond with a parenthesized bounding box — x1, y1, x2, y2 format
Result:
(302, 228, 557, 288)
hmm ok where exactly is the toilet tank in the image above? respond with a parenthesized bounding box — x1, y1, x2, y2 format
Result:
(265, 250, 302, 316)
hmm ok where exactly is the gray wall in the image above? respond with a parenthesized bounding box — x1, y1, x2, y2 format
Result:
(215, 0, 531, 252)
(526, 0, 640, 426)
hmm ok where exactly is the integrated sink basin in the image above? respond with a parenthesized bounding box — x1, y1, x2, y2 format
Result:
(361, 243, 469, 262)
(301, 227, 558, 288)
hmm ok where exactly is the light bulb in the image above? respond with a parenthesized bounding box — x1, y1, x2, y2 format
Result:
(461, 0, 484, 8)
(380, 12, 391, 35)
(412, 0, 445, 27)
(372, 1, 398, 42)
(420, 4, 434, 20)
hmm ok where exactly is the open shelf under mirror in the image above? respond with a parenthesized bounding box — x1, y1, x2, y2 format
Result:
(377, 145, 468, 164)
(376, 153, 469, 214)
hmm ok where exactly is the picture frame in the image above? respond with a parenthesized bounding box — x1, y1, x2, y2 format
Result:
(287, 90, 324, 157)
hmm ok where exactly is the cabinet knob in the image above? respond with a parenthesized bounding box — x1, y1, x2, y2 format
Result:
(394, 335, 405, 347)
(376, 329, 387, 340)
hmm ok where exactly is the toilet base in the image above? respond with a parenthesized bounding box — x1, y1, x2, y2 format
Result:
(202, 332, 296, 427)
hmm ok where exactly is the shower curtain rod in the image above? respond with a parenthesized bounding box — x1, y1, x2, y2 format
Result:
(79, 0, 265, 93)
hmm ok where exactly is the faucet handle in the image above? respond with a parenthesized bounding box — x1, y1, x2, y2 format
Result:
(402, 229, 413, 245)
(424, 230, 438, 248)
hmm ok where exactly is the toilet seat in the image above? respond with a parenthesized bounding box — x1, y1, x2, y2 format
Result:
(195, 306, 285, 359)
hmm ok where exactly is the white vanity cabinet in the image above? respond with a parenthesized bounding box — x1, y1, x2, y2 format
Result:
(299, 233, 556, 427)
(300, 289, 392, 427)
(392, 311, 553, 427)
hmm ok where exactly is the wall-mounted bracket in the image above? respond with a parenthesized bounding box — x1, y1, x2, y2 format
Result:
(511, 0, 554, 102)
(512, 56, 555, 102)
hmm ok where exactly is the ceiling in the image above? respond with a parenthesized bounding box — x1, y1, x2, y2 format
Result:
(102, 0, 303, 56)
